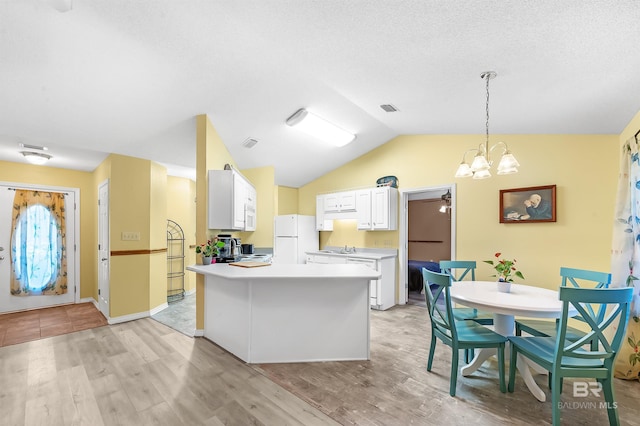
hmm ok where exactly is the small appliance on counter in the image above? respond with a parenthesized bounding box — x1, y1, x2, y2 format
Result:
(216, 234, 242, 261)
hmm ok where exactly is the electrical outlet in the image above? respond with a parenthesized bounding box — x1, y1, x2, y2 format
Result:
(121, 231, 140, 241)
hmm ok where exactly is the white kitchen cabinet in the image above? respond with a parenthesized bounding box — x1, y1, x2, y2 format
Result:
(355, 187, 398, 231)
(208, 169, 256, 231)
(356, 189, 372, 230)
(371, 186, 398, 230)
(315, 195, 334, 231)
(245, 184, 256, 231)
(324, 190, 356, 213)
(306, 252, 396, 310)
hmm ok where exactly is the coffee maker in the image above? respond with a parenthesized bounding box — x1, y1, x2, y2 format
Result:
(216, 234, 241, 261)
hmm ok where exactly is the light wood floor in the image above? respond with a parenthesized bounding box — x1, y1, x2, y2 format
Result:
(1, 303, 638, 425)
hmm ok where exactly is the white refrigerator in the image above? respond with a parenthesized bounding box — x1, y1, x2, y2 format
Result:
(272, 215, 319, 264)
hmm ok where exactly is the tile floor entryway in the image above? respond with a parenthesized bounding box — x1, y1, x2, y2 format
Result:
(151, 292, 196, 337)
(0, 302, 108, 347)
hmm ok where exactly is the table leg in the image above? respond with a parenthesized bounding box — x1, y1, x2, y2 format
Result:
(516, 353, 547, 402)
(460, 312, 547, 402)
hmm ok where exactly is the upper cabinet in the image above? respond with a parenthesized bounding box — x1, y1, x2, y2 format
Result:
(324, 190, 357, 213)
(357, 187, 398, 231)
(317, 186, 398, 231)
(315, 195, 334, 231)
(208, 169, 256, 231)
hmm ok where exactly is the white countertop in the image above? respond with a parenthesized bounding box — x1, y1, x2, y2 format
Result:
(306, 247, 397, 260)
(187, 263, 381, 280)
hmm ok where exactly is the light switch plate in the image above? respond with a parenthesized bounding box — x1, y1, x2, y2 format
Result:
(121, 231, 140, 241)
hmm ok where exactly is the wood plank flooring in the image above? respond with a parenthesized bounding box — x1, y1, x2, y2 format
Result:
(256, 304, 640, 426)
(0, 316, 338, 425)
(1, 302, 638, 425)
(0, 303, 107, 347)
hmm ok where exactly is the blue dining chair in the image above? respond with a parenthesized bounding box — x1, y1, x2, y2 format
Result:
(422, 268, 507, 396)
(440, 260, 493, 325)
(508, 286, 633, 426)
(440, 260, 493, 363)
(515, 267, 611, 346)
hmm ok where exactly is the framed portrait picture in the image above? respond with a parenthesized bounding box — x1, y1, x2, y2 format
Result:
(500, 185, 556, 223)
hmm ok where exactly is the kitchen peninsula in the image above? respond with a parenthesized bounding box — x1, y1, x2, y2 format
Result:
(187, 263, 381, 363)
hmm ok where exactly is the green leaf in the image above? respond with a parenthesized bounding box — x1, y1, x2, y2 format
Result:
(483, 260, 494, 265)
(515, 271, 525, 280)
(630, 354, 637, 366)
(629, 337, 636, 348)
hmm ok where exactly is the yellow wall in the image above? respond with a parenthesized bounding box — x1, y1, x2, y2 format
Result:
(299, 134, 619, 291)
(240, 166, 275, 248)
(149, 162, 168, 310)
(0, 161, 96, 300)
(167, 176, 197, 293)
(277, 186, 299, 215)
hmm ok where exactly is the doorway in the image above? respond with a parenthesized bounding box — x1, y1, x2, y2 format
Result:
(0, 182, 78, 313)
(398, 184, 456, 305)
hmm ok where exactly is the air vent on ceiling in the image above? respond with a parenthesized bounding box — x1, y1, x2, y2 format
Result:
(380, 104, 399, 112)
(242, 138, 258, 148)
(18, 142, 48, 151)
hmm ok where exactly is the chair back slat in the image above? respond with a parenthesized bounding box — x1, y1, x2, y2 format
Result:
(554, 287, 633, 366)
(560, 267, 612, 324)
(440, 260, 476, 282)
(422, 268, 456, 340)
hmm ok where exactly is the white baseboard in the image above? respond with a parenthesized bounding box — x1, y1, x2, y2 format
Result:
(194, 329, 204, 337)
(185, 288, 196, 296)
(80, 297, 98, 309)
(150, 302, 168, 316)
(107, 310, 149, 325)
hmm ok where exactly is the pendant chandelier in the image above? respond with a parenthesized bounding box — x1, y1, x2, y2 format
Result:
(455, 71, 519, 179)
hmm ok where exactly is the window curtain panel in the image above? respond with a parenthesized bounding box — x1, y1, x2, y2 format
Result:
(10, 190, 68, 296)
(611, 137, 640, 380)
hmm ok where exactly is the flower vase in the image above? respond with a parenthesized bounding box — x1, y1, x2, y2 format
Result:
(202, 255, 212, 265)
(497, 278, 511, 293)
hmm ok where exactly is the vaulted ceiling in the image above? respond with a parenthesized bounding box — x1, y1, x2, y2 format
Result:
(1, 1, 639, 187)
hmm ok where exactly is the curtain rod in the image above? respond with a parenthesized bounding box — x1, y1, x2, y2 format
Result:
(6, 187, 68, 196)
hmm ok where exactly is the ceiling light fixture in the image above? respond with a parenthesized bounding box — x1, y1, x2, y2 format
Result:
(455, 71, 520, 179)
(21, 151, 52, 165)
(285, 108, 356, 147)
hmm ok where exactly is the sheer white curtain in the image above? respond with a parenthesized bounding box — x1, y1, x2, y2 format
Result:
(611, 136, 640, 380)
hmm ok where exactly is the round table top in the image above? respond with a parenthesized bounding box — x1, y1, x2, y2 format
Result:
(449, 281, 577, 318)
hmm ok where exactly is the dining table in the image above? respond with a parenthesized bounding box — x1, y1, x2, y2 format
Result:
(449, 280, 578, 402)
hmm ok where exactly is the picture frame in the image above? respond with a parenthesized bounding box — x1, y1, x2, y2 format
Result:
(499, 185, 556, 223)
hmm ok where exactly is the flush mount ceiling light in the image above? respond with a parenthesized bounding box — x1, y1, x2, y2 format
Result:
(285, 108, 356, 147)
(21, 151, 52, 165)
(455, 72, 520, 180)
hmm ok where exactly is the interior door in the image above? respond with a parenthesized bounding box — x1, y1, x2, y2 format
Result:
(98, 180, 110, 318)
(0, 184, 76, 313)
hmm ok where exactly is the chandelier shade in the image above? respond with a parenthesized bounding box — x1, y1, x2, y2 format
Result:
(455, 71, 519, 179)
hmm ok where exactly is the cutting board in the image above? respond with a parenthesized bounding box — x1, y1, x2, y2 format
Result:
(229, 261, 271, 268)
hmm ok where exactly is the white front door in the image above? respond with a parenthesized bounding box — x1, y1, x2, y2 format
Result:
(0, 183, 76, 313)
(98, 180, 110, 318)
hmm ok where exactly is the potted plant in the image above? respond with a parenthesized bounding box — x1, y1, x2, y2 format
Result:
(483, 252, 524, 293)
(196, 238, 225, 264)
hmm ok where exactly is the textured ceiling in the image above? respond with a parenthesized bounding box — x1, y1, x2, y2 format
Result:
(1, 1, 639, 186)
